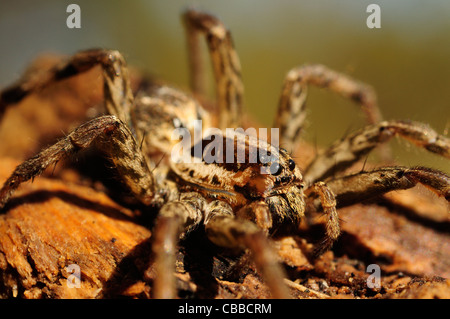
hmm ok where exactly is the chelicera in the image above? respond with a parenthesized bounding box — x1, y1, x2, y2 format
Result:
(0, 10, 448, 298)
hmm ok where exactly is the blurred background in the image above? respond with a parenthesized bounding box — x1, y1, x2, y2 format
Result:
(0, 0, 449, 172)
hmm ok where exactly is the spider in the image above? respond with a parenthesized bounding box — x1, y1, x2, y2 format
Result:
(0, 10, 449, 299)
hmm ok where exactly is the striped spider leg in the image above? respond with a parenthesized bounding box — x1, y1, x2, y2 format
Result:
(302, 121, 450, 211)
(183, 9, 244, 129)
(274, 64, 383, 153)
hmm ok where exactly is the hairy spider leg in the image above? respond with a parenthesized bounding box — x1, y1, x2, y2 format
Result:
(0, 49, 135, 129)
(304, 120, 450, 183)
(274, 64, 383, 153)
(152, 192, 291, 299)
(303, 182, 340, 255)
(204, 200, 291, 299)
(0, 115, 155, 208)
(183, 9, 244, 129)
(152, 192, 205, 299)
(318, 166, 450, 209)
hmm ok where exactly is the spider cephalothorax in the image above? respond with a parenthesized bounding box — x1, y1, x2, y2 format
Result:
(0, 10, 448, 299)
(170, 131, 309, 234)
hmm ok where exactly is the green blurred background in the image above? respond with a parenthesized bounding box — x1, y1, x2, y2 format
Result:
(0, 0, 449, 172)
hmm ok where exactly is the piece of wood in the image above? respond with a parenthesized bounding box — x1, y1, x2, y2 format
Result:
(0, 158, 152, 298)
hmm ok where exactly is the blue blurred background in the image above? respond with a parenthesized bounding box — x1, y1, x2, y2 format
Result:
(0, 0, 449, 172)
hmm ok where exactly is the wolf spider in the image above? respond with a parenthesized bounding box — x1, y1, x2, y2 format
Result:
(0, 10, 449, 298)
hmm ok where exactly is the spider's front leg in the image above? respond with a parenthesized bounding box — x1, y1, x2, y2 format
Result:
(303, 166, 449, 260)
(274, 64, 383, 152)
(151, 192, 204, 299)
(304, 120, 450, 183)
(152, 195, 291, 299)
(303, 182, 341, 255)
(204, 201, 291, 299)
(0, 115, 155, 208)
(320, 166, 450, 209)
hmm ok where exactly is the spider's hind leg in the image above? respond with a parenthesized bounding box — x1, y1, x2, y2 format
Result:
(0, 115, 155, 208)
(183, 9, 244, 129)
(0, 49, 135, 127)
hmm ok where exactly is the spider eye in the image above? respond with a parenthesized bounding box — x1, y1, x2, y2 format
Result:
(288, 159, 296, 171)
(269, 162, 282, 176)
